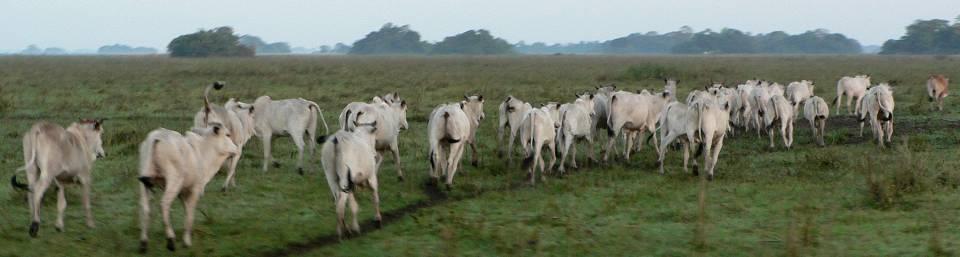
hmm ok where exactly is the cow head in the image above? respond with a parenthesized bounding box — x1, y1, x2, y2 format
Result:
(77, 119, 106, 160)
(463, 94, 485, 124)
(207, 123, 239, 158)
(393, 100, 409, 130)
(226, 99, 257, 137)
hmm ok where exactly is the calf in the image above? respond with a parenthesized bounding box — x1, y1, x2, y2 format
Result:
(762, 95, 795, 149)
(192, 82, 256, 190)
(520, 107, 559, 185)
(834, 75, 871, 115)
(803, 96, 830, 146)
(11, 120, 105, 237)
(427, 103, 471, 188)
(249, 96, 330, 174)
(497, 96, 532, 163)
(137, 125, 238, 252)
(927, 75, 949, 111)
(858, 84, 895, 148)
(341, 99, 409, 180)
(556, 93, 596, 174)
(460, 95, 485, 167)
(318, 120, 382, 239)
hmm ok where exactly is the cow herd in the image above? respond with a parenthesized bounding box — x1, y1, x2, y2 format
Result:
(7, 74, 950, 252)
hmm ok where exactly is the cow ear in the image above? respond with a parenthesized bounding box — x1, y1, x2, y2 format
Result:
(464, 94, 470, 101)
(401, 100, 407, 108)
(478, 95, 483, 102)
(213, 125, 222, 135)
(555, 103, 561, 109)
(589, 93, 594, 100)
(724, 103, 730, 111)
(664, 79, 668, 84)
(248, 106, 255, 113)
(460, 102, 465, 109)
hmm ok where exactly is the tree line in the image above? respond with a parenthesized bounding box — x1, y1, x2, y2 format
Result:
(162, 16, 959, 57)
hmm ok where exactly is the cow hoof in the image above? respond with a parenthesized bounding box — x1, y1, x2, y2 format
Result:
(397, 176, 404, 182)
(298, 168, 305, 176)
(272, 162, 281, 168)
(708, 174, 714, 181)
(692, 167, 700, 176)
(166, 238, 176, 251)
(445, 183, 453, 191)
(471, 160, 479, 167)
(29, 222, 39, 238)
(374, 219, 383, 229)
(55, 226, 63, 233)
(139, 241, 149, 253)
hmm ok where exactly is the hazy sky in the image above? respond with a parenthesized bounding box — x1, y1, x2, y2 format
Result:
(1, 0, 958, 51)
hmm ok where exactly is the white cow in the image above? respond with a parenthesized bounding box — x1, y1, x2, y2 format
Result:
(137, 125, 238, 252)
(519, 107, 558, 185)
(785, 80, 815, 115)
(858, 84, 895, 148)
(605, 91, 671, 162)
(248, 96, 330, 174)
(664, 79, 679, 102)
(427, 103, 471, 188)
(192, 82, 256, 190)
(834, 75, 871, 115)
(803, 96, 830, 146)
(749, 85, 772, 135)
(319, 119, 382, 239)
(460, 95, 485, 167)
(736, 83, 757, 130)
(497, 96, 533, 163)
(592, 85, 618, 153)
(927, 75, 949, 111)
(656, 102, 700, 174)
(656, 99, 731, 180)
(556, 93, 596, 174)
(341, 99, 409, 180)
(762, 95, 795, 149)
(11, 120, 105, 237)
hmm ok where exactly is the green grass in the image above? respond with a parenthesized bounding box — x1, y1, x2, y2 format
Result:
(1, 55, 959, 256)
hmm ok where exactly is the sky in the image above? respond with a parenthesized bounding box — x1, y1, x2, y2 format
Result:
(1, 0, 958, 52)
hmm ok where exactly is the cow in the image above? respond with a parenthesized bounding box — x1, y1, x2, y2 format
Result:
(318, 118, 382, 239)
(10, 119, 105, 238)
(803, 96, 830, 147)
(592, 84, 618, 154)
(497, 96, 533, 164)
(248, 96, 330, 174)
(519, 106, 558, 185)
(762, 94, 795, 149)
(927, 75, 949, 111)
(556, 93, 596, 174)
(192, 82, 256, 190)
(767, 82, 785, 97)
(460, 95, 485, 167)
(381, 92, 402, 104)
(426, 103, 471, 189)
(834, 75, 871, 115)
(736, 82, 757, 131)
(749, 85, 772, 136)
(656, 98, 731, 180)
(786, 80, 815, 115)
(858, 84, 895, 148)
(341, 99, 409, 180)
(664, 79, 679, 102)
(137, 125, 238, 252)
(604, 91, 671, 162)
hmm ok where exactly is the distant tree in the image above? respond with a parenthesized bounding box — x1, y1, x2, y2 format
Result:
(20, 45, 43, 55)
(167, 27, 254, 57)
(98, 44, 158, 55)
(604, 29, 693, 54)
(881, 18, 960, 54)
(673, 28, 757, 54)
(431, 29, 513, 55)
(349, 23, 429, 55)
(237, 35, 291, 54)
(332, 43, 352, 54)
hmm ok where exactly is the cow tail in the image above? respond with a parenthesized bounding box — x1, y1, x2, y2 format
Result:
(203, 81, 225, 124)
(307, 102, 330, 134)
(137, 137, 161, 189)
(11, 131, 39, 191)
(442, 112, 461, 143)
(607, 95, 617, 137)
(343, 109, 352, 131)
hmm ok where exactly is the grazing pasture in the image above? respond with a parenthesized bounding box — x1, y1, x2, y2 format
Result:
(1, 55, 960, 256)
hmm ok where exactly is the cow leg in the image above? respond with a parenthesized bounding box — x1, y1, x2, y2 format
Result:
(79, 176, 95, 228)
(603, 129, 619, 163)
(938, 97, 944, 111)
(160, 181, 182, 251)
(507, 128, 517, 165)
(336, 192, 348, 239)
(570, 137, 579, 169)
(469, 139, 480, 167)
(781, 122, 790, 149)
(623, 131, 633, 161)
(369, 176, 382, 228)
(55, 181, 66, 232)
(708, 137, 725, 181)
(853, 96, 863, 116)
(292, 132, 307, 175)
(558, 136, 571, 174)
(586, 135, 596, 165)
(885, 121, 893, 143)
(657, 131, 681, 174)
(445, 143, 464, 188)
(261, 133, 273, 172)
(845, 95, 853, 115)
(348, 193, 360, 234)
(390, 140, 403, 181)
(223, 154, 241, 190)
(818, 119, 827, 146)
(703, 134, 714, 180)
(181, 190, 199, 247)
(29, 173, 52, 237)
(871, 118, 883, 148)
(139, 183, 151, 253)
(547, 141, 557, 177)
(788, 120, 795, 148)
(768, 126, 776, 149)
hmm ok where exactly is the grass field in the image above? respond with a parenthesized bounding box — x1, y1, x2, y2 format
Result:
(1, 55, 960, 256)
